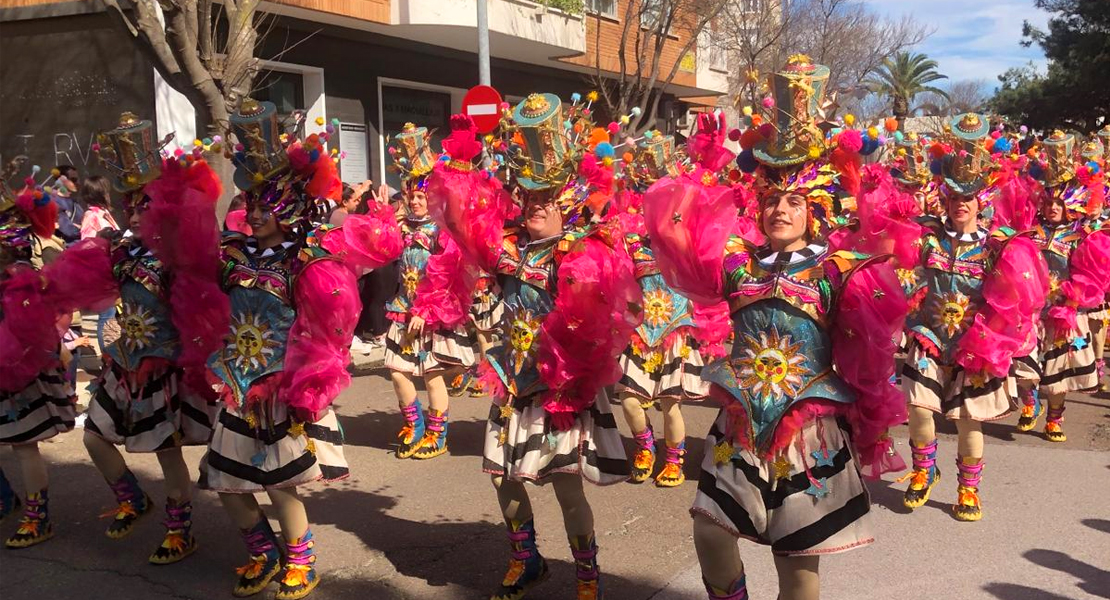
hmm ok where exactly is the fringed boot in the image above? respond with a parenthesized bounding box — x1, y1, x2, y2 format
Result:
(5, 489, 52, 548)
(952, 458, 984, 522)
(276, 529, 319, 600)
(898, 439, 940, 509)
(490, 519, 548, 600)
(1015, 387, 1042, 432)
(1044, 404, 1066, 442)
(103, 469, 151, 539)
(570, 534, 602, 600)
(395, 400, 426, 459)
(629, 425, 656, 483)
(704, 575, 748, 600)
(232, 517, 282, 597)
(655, 440, 687, 488)
(413, 408, 449, 459)
(149, 498, 198, 564)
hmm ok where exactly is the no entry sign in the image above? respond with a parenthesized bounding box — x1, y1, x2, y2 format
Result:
(463, 85, 503, 134)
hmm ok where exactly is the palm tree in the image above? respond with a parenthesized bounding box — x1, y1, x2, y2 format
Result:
(865, 52, 949, 126)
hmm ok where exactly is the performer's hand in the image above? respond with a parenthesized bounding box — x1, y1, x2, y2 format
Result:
(370, 184, 392, 206)
(407, 315, 426, 336)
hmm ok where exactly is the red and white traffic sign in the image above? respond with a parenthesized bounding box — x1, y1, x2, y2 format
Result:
(462, 85, 503, 134)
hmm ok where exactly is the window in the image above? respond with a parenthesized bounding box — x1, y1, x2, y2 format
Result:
(640, 0, 670, 33)
(708, 28, 727, 71)
(740, 0, 760, 12)
(253, 71, 305, 121)
(586, 0, 617, 18)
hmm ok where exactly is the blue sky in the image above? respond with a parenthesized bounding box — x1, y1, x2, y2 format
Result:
(863, 0, 1050, 89)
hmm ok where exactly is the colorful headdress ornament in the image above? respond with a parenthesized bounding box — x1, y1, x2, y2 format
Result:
(389, 123, 438, 190)
(1098, 125, 1110, 163)
(936, 112, 992, 197)
(1080, 136, 1104, 164)
(503, 92, 591, 192)
(627, 131, 681, 187)
(227, 98, 341, 229)
(95, 112, 173, 193)
(891, 132, 931, 186)
(0, 158, 59, 256)
(751, 54, 830, 168)
(1040, 129, 1075, 188)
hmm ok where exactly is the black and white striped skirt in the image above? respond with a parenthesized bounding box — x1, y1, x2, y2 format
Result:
(199, 401, 349, 493)
(85, 362, 217, 453)
(616, 336, 709, 403)
(469, 288, 504, 334)
(0, 367, 76, 445)
(691, 410, 874, 556)
(482, 391, 629, 486)
(1039, 316, 1098, 395)
(901, 340, 1017, 421)
(384, 320, 477, 377)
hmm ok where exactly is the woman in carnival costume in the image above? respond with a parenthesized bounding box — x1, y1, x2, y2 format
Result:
(425, 102, 640, 600)
(1025, 131, 1109, 441)
(644, 56, 909, 600)
(39, 113, 224, 563)
(612, 131, 730, 488)
(1080, 127, 1110, 393)
(383, 123, 480, 460)
(898, 112, 1048, 521)
(0, 160, 76, 548)
(159, 99, 401, 599)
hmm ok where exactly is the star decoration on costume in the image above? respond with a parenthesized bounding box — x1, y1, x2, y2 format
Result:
(1071, 336, 1089, 351)
(250, 450, 267, 468)
(844, 328, 855, 338)
(499, 404, 514, 419)
(288, 422, 306, 438)
(713, 441, 734, 465)
(872, 289, 885, 300)
(1022, 271, 1031, 280)
(546, 432, 559, 449)
(6, 408, 18, 422)
(811, 448, 837, 468)
(967, 372, 988, 389)
(672, 212, 683, 224)
(771, 454, 792, 480)
(917, 357, 931, 370)
(804, 477, 829, 498)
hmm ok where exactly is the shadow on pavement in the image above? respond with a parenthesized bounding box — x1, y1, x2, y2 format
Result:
(935, 417, 1019, 443)
(867, 479, 948, 516)
(1081, 518, 1110, 535)
(307, 486, 672, 600)
(1023, 549, 1110, 600)
(982, 583, 1079, 600)
(338, 408, 490, 458)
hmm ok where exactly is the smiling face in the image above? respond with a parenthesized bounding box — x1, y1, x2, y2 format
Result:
(247, 202, 280, 239)
(1042, 196, 1066, 224)
(522, 191, 564, 239)
(407, 189, 428, 218)
(944, 192, 979, 231)
(760, 192, 808, 250)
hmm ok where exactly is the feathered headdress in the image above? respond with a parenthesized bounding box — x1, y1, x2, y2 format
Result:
(1, 159, 58, 259)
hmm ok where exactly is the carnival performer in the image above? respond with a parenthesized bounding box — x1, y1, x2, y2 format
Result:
(152, 99, 400, 599)
(1028, 131, 1109, 441)
(425, 105, 640, 600)
(0, 159, 79, 549)
(613, 134, 729, 488)
(899, 112, 1047, 521)
(36, 114, 225, 564)
(644, 56, 910, 600)
(1080, 127, 1109, 393)
(383, 123, 479, 460)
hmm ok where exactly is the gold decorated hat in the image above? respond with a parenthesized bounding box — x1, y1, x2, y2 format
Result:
(752, 54, 831, 167)
(939, 112, 991, 196)
(96, 112, 172, 192)
(1040, 129, 1075, 188)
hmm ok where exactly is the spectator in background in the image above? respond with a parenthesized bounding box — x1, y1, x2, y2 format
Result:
(52, 165, 84, 244)
(331, 180, 371, 227)
(224, 193, 252, 235)
(79, 175, 120, 354)
(352, 183, 400, 353)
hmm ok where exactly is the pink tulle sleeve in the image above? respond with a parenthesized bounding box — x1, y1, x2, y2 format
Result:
(537, 225, 642, 430)
(142, 159, 229, 396)
(642, 177, 737, 305)
(425, 162, 513, 274)
(40, 237, 118, 314)
(830, 258, 909, 479)
(0, 266, 62, 392)
(957, 235, 1049, 377)
(411, 233, 479, 329)
(1047, 230, 1110, 337)
(992, 174, 1039, 231)
(843, 165, 924, 269)
(691, 300, 731, 361)
(319, 201, 403, 275)
(279, 258, 361, 422)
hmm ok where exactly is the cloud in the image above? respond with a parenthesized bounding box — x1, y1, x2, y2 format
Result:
(861, 0, 1049, 85)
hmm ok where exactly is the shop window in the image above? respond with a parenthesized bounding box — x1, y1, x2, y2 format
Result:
(254, 71, 306, 120)
(381, 85, 451, 192)
(586, 0, 617, 18)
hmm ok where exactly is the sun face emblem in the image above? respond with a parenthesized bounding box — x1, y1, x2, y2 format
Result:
(230, 311, 280, 371)
(935, 292, 971, 337)
(1047, 272, 1060, 303)
(507, 306, 542, 374)
(401, 266, 421, 298)
(896, 268, 918, 289)
(642, 289, 675, 328)
(118, 303, 157, 352)
(734, 327, 811, 399)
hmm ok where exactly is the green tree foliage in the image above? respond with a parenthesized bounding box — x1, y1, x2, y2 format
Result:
(990, 0, 1109, 131)
(864, 51, 948, 121)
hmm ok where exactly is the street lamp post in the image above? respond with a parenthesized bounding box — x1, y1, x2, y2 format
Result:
(477, 0, 491, 85)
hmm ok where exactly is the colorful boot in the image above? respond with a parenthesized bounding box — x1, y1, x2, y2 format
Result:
(570, 534, 601, 600)
(149, 498, 198, 565)
(952, 458, 984, 522)
(1044, 405, 1066, 442)
(412, 408, 449, 460)
(898, 439, 940, 509)
(704, 575, 748, 600)
(5, 489, 53, 549)
(276, 529, 319, 600)
(395, 400, 426, 459)
(1015, 388, 1042, 432)
(490, 519, 549, 600)
(102, 469, 151, 539)
(1098, 358, 1109, 392)
(629, 426, 656, 483)
(232, 517, 282, 597)
(655, 441, 687, 488)
(0, 470, 20, 523)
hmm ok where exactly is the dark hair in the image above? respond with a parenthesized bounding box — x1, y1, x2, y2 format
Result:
(342, 183, 355, 202)
(80, 175, 112, 209)
(56, 164, 78, 181)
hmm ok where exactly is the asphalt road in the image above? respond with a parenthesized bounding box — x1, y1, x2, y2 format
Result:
(3, 369, 1108, 600)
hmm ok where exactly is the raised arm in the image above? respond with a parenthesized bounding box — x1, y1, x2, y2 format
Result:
(1046, 229, 1110, 338)
(318, 196, 403, 275)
